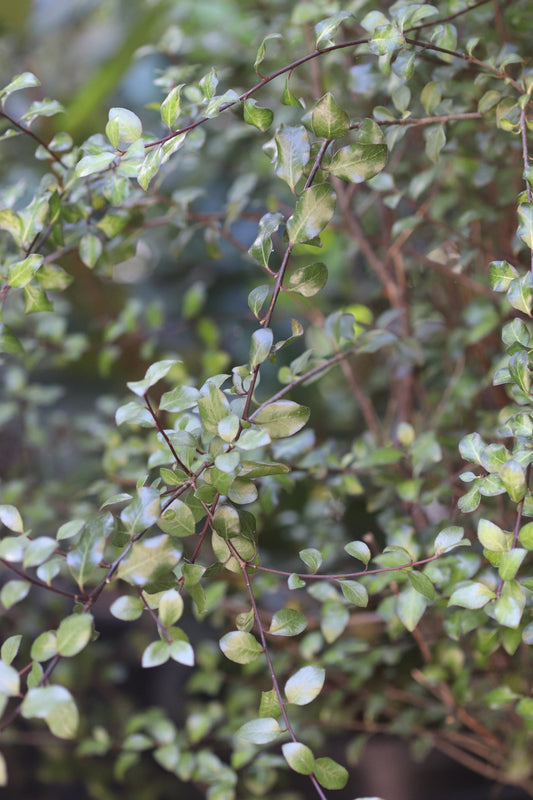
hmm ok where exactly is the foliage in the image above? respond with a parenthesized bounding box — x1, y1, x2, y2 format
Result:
(1, 1, 533, 798)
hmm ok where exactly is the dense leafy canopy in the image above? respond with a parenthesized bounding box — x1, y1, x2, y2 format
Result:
(2, 1, 533, 798)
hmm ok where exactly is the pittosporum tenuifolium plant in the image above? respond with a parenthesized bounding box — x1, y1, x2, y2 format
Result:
(1, 1, 533, 797)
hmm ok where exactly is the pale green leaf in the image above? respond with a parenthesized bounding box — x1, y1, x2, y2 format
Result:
(56, 614, 93, 657)
(269, 608, 307, 636)
(219, 631, 263, 664)
(285, 665, 325, 705)
(238, 717, 281, 744)
(282, 742, 315, 775)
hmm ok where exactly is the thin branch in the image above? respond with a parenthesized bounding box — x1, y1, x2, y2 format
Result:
(249, 346, 358, 421)
(0, 109, 67, 167)
(519, 106, 533, 272)
(405, 0, 493, 33)
(404, 37, 524, 94)
(235, 551, 329, 800)
(137, 589, 172, 643)
(0, 558, 81, 601)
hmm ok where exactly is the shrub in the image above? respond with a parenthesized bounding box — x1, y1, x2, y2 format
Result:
(1, 1, 533, 797)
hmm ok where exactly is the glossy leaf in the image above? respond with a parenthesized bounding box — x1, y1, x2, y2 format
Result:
(311, 93, 350, 139)
(269, 608, 308, 636)
(219, 631, 263, 664)
(238, 717, 281, 744)
(254, 400, 310, 438)
(287, 262, 328, 297)
(244, 99, 273, 132)
(285, 665, 325, 705)
(274, 126, 310, 191)
(313, 757, 349, 790)
(56, 614, 93, 658)
(449, 582, 496, 609)
(0, 505, 23, 533)
(250, 328, 273, 367)
(330, 143, 387, 184)
(340, 580, 369, 607)
(282, 742, 315, 775)
(117, 535, 181, 587)
(158, 499, 195, 538)
(287, 184, 335, 244)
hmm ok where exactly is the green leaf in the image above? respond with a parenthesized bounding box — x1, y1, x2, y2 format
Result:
(311, 93, 350, 139)
(1, 581, 30, 609)
(158, 498, 195, 538)
(127, 359, 178, 397)
(518, 203, 533, 249)
(321, 600, 349, 643)
(198, 383, 230, 434)
(459, 432, 484, 465)
(340, 580, 369, 607)
(117, 535, 181, 587)
(75, 152, 116, 178)
(285, 665, 325, 705)
(493, 596, 521, 629)
(107, 107, 142, 146)
(313, 757, 349, 790)
(299, 547, 322, 573)
(281, 77, 303, 108)
(110, 595, 144, 621)
(425, 124, 446, 163)
(142, 641, 170, 668)
(21, 686, 78, 739)
(228, 479, 258, 505)
(121, 487, 161, 535)
(1, 635, 22, 665)
(282, 742, 315, 775)
(219, 631, 263, 664)
(477, 519, 509, 552)
(160, 84, 184, 128)
(274, 126, 310, 191)
(329, 143, 387, 184)
(434, 527, 466, 554)
(248, 212, 283, 269)
(0, 72, 40, 101)
(137, 145, 163, 190)
(254, 400, 310, 438)
(0, 505, 24, 533)
(499, 459, 527, 502)
(79, 234, 102, 269)
(449, 582, 495, 609)
(519, 522, 533, 549)
(158, 589, 184, 626)
(254, 32, 282, 74)
(369, 24, 405, 55)
(269, 608, 307, 636)
(397, 586, 427, 631)
(0, 661, 20, 696)
(407, 571, 435, 601)
(489, 260, 519, 292)
(244, 99, 273, 132)
(508, 351, 530, 394)
(169, 640, 194, 666)
(0, 209, 22, 246)
(23, 537, 56, 569)
(344, 540, 371, 565)
(159, 384, 199, 413)
(8, 254, 43, 288)
(288, 262, 328, 297)
(315, 11, 352, 47)
(259, 689, 282, 718)
(0, 324, 24, 355)
(498, 549, 527, 581)
(287, 184, 335, 244)
(238, 717, 281, 745)
(56, 614, 93, 657)
(23, 284, 53, 314)
(250, 328, 273, 367)
(507, 273, 533, 316)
